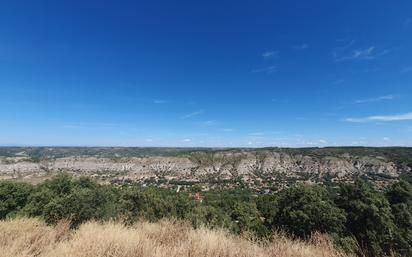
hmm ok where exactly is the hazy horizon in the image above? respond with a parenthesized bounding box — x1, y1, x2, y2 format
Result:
(1, 1, 411, 147)
(0, 145, 411, 149)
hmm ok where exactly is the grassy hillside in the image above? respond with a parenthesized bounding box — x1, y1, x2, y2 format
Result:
(0, 218, 347, 257)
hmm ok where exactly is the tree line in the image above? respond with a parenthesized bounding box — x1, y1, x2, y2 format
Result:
(1, 174, 411, 256)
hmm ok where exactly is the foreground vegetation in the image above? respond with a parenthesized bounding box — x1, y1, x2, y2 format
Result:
(1, 174, 412, 256)
(0, 218, 347, 257)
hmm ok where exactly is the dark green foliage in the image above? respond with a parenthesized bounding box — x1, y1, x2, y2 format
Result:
(0, 181, 33, 218)
(255, 194, 278, 228)
(119, 186, 193, 223)
(274, 185, 346, 238)
(200, 188, 267, 234)
(21, 174, 116, 227)
(186, 205, 232, 230)
(386, 180, 412, 205)
(231, 201, 265, 235)
(337, 179, 396, 256)
(386, 181, 412, 256)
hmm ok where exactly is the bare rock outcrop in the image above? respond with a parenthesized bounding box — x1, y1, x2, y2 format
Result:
(0, 150, 405, 182)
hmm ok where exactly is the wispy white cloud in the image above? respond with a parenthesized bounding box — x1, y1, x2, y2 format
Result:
(200, 120, 216, 127)
(293, 43, 309, 50)
(271, 98, 289, 103)
(354, 94, 396, 104)
(249, 132, 264, 136)
(295, 117, 307, 121)
(401, 66, 412, 73)
(319, 139, 328, 144)
(332, 79, 345, 85)
(350, 47, 376, 60)
(182, 109, 204, 119)
(63, 124, 83, 129)
(262, 51, 279, 58)
(182, 138, 192, 142)
(62, 122, 121, 129)
(153, 99, 168, 104)
(252, 66, 276, 74)
(345, 112, 412, 123)
(219, 128, 234, 132)
(333, 41, 389, 62)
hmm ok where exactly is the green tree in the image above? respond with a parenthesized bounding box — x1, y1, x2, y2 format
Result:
(0, 181, 33, 218)
(231, 201, 265, 235)
(118, 186, 193, 223)
(21, 174, 115, 227)
(255, 194, 278, 229)
(274, 185, 346, 238)
(386, 180, 412, 256)
(337, 179, 396, 256)
(186, 205, 232, 230)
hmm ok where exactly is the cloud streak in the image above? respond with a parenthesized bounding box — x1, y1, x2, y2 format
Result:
(401, 66, 412, 73)
(153, 99, 168, 104)
(200, 120, 216, 127)
(333, 44, 389, 62)
(262, 51, 279, 58)
(293, 43, 309, 50)
(252, 66, 276, 74)
(249, 132, 264, 136)
(219, 128, 234, 132)
(354, 95, 396, 104)
(332, 79, 345, 85)
(345, 112, 412, 123)
(182, 109, 204, 119)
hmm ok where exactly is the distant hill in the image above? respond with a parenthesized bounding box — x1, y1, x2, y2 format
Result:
(1, 147, 411, 189)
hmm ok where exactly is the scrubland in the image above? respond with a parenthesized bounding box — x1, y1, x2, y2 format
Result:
(0, 218, 347, 257)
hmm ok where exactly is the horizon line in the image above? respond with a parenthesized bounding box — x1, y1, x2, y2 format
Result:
(0, 145, 410, 149)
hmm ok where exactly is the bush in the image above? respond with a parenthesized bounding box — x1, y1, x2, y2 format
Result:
(0, 181, 33, 218)
(119, 186, 193, 223)
(274, 185, 346, 238)
(186, 205, 232, 230)
(231, 201, 266, 235)
(337, 179, 396, 256)
(21, 174, 115, 227)
(386, 181, 412, 256)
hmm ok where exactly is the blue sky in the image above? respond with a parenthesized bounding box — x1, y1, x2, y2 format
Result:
(1, 0, 412, 147)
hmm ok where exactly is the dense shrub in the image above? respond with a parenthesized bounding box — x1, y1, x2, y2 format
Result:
(274, 185, 346, 238)
(185, 205, 233, 230)
(386, 181, 412, 256)
(119, 186, 193, 223)
(0, 181, 33, 218)
(231, 201, 265, 234)
(20, 174, 116, 227)
(337, 179, 396, 256)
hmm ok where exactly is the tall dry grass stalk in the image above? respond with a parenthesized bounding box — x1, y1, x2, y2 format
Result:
(0, 218, 349, 257)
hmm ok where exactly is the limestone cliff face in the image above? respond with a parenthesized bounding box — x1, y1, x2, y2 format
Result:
(0, 150, 406, 181)
(190, 152, 400, 178)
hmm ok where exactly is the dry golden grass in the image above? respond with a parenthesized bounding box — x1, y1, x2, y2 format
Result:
(0, 218, 349, 257)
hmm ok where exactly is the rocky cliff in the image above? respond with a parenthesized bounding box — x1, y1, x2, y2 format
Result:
(0, 149, 409, 185)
